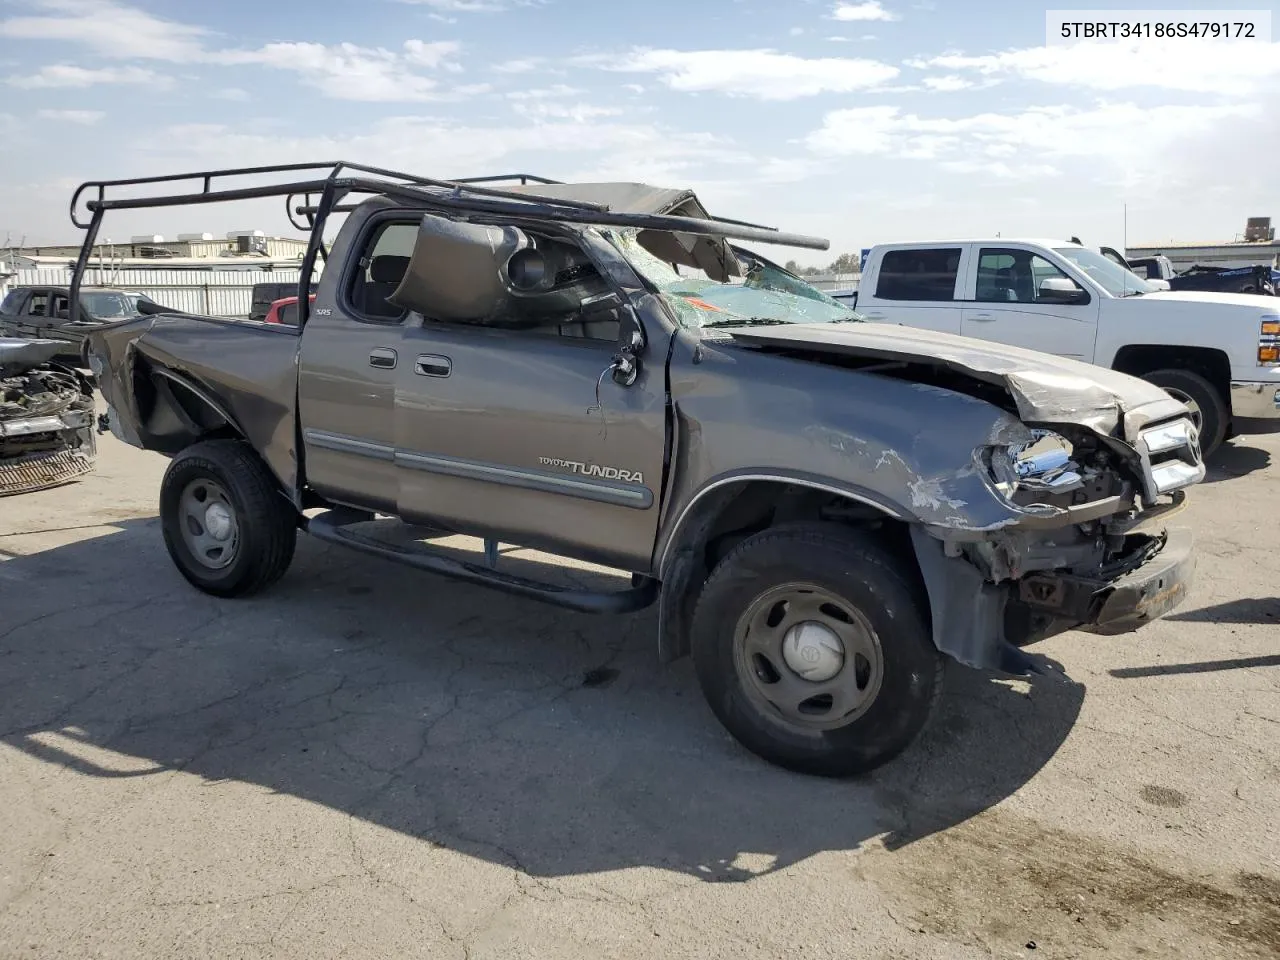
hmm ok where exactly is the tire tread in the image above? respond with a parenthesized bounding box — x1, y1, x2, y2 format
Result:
(161, 439, 297, 597)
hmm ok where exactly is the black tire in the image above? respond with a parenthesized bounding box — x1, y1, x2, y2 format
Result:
(1141, 368, 1227, 456)
(690, 523, 943, 778)
(160, 439, 298, 598)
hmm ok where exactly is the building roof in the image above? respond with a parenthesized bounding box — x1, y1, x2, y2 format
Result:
(2, 254, 308, 271)
(1126, 239, 1280, 250)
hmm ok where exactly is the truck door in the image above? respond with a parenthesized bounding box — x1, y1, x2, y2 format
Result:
(21, 289, 52, 339)
(297, 216, 416, 514)
(0, 289, 31, 338)
(391, 225, 670, 573)
(961, 246, 1100, 361)
(857, 246, 965, 334)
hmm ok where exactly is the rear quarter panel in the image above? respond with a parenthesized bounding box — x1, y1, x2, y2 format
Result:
(93, 315, 301, 492)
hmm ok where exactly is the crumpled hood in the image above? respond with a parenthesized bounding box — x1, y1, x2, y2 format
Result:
(723, 322, 1188, 439)
(0, 337, 63, 376)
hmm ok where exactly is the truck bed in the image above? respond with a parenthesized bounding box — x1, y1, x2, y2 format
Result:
(91, 312, 302, 493)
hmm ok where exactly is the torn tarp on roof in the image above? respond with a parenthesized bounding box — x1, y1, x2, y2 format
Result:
(502, 181, 742, 281)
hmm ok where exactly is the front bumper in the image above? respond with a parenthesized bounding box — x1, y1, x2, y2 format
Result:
(1016, 526, 1195, 636)
(1089, 526, 1195, 635)
(1231, 380, 1280, 420)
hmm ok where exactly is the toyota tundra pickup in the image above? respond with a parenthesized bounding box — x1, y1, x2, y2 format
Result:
(77, 163, 1204, 777)
(852, 240, 1280, 455)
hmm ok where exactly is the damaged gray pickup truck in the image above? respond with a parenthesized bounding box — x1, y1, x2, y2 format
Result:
(75, 162, 1204, 776)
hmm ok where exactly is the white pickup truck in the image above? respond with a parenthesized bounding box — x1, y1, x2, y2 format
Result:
(840, 240, 1280, 455)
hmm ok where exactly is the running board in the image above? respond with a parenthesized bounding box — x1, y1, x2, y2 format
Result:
(303, 509, 658, 614)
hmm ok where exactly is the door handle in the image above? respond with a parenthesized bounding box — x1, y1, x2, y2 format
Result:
(369, 348, 397, 369)
(414, 354, 452, 378)
(968, 313, 995, 321)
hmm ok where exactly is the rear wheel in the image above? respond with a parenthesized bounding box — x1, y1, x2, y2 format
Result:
(690, 523, 943, 777)
(160, 440, 297, 597)
(1141, 368, 1227, 456)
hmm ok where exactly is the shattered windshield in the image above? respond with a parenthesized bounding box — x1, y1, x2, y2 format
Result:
(607, 230, 862, 330)
(1053, 247, 1157, 298)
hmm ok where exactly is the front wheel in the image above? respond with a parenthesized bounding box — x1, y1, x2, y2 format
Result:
(160, 440, 298, 598)
(690, 524, 943, 777)
(1141, 368, 1227, 457)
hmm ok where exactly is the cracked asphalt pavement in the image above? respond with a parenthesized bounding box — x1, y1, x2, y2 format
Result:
(1, 429, 1278, 959)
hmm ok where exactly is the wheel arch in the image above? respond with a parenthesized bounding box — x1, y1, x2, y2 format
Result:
(654, 474, 919, 663)
(150, 367, 247, 445)
(1111, 344, 1231, 409)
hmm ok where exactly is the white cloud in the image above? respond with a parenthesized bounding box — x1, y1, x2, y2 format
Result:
(211, 87, 251, 101)
(402, 39, 463, 68)
(789, 27, 805, 36)
(37, 108, 104, 124)
(921, 75, 973, 91)
(396, 0, 508, 10)
(587, 48, 899, 100)
(831, 2, 898, 22)
(510, 101, 625, 122)
(910, 40, 1280, 96)
(213, 40, 467, 102)
(494, 57, 546, 73)
(1, 1, 472, 103)
(506, 84, 583, 100)
(132, 116, 753, 194)
(6, 63, 162, 88)
(0, 0, 206, 62)
(804, 101, 1259, 185)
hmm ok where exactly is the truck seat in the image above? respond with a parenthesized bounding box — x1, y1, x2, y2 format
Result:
(356, 255, 410, 318)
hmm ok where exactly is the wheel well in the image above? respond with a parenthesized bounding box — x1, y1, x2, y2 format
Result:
(131, 362, 244, 454)
(656, 480, 919, 662)
(1112, 344, 1230, 408)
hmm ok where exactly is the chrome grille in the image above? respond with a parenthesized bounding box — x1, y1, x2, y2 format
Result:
(0, 443, 97, 497)
(1136, 416, 1204, 500)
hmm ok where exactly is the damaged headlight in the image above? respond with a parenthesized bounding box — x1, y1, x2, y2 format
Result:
(983, 429, 1085, 499)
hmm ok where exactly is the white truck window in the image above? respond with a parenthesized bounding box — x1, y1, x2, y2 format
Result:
(976, 248, 1074, 303)
(875, 248, 962, 302)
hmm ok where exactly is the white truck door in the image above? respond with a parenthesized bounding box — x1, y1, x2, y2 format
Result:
(961, 246, 1100, 361)
(857, 245, 966, 334)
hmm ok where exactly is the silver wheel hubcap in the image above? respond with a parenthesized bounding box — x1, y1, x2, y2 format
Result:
(178, 478, 239, 570)
(733, 583, 885, 731)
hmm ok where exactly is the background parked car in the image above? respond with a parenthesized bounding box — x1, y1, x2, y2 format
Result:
(250, 281, 317, 322)
(0, 285, 156, 364)
(264, 293, 315, 325)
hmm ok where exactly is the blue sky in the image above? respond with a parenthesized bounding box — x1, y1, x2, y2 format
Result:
(1, 0, 1277, 264)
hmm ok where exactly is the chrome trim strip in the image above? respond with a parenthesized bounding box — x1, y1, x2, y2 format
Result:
(303, 429, 395, 461)
(301, 429, 652, 509)
(396, 451, 653, 509)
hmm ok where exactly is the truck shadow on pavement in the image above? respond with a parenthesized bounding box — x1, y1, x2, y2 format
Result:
(0, 517, 1084, 883)
(1202, 439, 1272, 483)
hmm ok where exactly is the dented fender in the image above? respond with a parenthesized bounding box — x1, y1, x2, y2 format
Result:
(654, 331, 1052, 571)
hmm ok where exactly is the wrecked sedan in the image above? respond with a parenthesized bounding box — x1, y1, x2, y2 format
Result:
(80, 162, 1204, 777)
(1, 338, 97, 496)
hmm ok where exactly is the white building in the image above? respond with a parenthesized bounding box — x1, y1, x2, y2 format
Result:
(0, 253, 320, 318)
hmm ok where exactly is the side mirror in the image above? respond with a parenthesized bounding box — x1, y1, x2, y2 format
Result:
(610, 308, 646, 386)
(1038, 277, 1088, 304)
